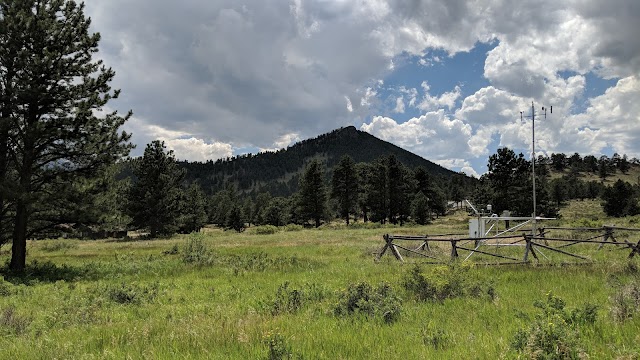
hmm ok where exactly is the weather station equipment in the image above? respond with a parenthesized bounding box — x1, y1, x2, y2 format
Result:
(464, 102, 554, 261)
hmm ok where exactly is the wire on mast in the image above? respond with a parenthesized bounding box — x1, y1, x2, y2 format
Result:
(521, 102, 551, 236)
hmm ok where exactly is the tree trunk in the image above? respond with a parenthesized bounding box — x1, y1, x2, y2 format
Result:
(10, 201, 27, 272)
(0, 130, 7, 245)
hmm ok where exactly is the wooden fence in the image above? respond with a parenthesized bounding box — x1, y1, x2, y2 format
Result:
(378, 226, 640, 264)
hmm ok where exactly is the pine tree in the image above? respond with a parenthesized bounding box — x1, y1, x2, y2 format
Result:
(179, 183, 208, 233)
(225, 204, 245, 232)
(127, 141, 184, 237)
(262, 197, 289, 227)
(1, 0, 132, 271)
(298, 159, 327, 227)
(367, 158, 389, 223)
(602, 180, 640, 217)
(411, 192, 430, 225)
(331, 155, 359, 225)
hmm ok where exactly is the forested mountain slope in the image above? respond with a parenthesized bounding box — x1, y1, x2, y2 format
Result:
(179, 126, 471, 196)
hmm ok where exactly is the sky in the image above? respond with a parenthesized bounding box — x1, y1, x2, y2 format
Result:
(84, 0, 640, 177)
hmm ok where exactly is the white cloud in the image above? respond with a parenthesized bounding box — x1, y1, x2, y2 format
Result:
(361, 111, 472, 159)
(562, 76, 640, 155)
(417, 82, 462, 112)
(83, 0, 640, 169)
(345, 96, 354, 112)
(123, 116, 232, 161)
(434, 158, 480, 178)
(164, 138, 233, 162)
(260, 132, 302, 152)
(393, 96, 405, 113)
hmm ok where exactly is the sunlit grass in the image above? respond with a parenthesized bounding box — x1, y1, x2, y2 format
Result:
(1, 216, 640, 358)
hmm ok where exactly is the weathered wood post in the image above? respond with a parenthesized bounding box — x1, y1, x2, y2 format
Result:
(417, 235, 430, 251)
(523, 234, 532, 262)
(450, 240, 459, 260)
(598, 226, 617, 250)
(538, 227, 548, 245)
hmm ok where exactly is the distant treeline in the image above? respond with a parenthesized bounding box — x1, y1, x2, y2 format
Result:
(7, 141, 640, 241)
(174, 126, 463, 197)
(471, 149, 640, 219)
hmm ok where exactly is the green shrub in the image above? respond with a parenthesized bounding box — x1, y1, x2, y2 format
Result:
(270, 282, 302, 315)
(268, 282, 328, 316)
(402, 263, 495, 302)
(254, 225, 279, 235)
(284, 224, 303, 232)
(421, 324, 452, 350)
(263, 331, 301, 360)
(511, 292, 596, 359)
(334, 282, 402, 324)
(182, 233, 212, 264)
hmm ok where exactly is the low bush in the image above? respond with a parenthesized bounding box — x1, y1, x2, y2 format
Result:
(182, 233, 212, 265)
(253, 225, 280, 235)
(283, 224, 303, 232)
(268, 282, 328, 316)
(421, 324, 452, 350)
(263, 330, 302, 360)
(402, 263, 495, 302)
(334, 282, 402, 324)
(511, 292, 596, 359)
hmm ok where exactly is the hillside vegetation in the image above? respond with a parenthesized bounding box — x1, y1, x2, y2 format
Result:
(177, 126, 470, 196)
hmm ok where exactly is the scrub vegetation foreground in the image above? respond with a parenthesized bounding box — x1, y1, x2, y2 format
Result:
(2, 204, 640, 359)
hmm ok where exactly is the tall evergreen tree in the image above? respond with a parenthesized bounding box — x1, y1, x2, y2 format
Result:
(298, 159, 327, 227)
(602, 180, 640, 217)
(262, 197, 289, 227)
(225, 203, 245, 232)
(179, 183, 208, 233)
(1, 0, 132, 271)
(367, 157, 389, 223)
(252, 192, 272, 225)
(486, 148, 531, 215)
(411, 191, 430, 225)
(331, 155, 359, 225)
(127, 141, 184, 237)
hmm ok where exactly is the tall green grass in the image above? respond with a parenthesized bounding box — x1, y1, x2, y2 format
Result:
(0, 217, 639, 358)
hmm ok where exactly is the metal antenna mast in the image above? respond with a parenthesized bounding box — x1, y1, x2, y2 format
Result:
(521, 102, 551, 236)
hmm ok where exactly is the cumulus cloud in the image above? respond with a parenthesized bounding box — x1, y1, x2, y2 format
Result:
(123, 116, 233, 161)
(260, 132, 302, 152)
(82, 0, 640, 170)
(417, 82, 461, 112)
(361, 111, 472, 160)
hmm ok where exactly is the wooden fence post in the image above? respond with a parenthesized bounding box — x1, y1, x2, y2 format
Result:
(451, 240, 458, 260)
(523, 234, 532, 262)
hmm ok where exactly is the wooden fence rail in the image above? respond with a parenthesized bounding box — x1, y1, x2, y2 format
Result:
(379, 226, 640, 264)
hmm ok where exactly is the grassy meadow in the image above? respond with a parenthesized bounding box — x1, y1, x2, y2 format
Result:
(1, 200, 640, 359)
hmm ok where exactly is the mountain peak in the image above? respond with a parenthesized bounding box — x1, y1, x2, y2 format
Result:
(180, 126, 466, 196)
